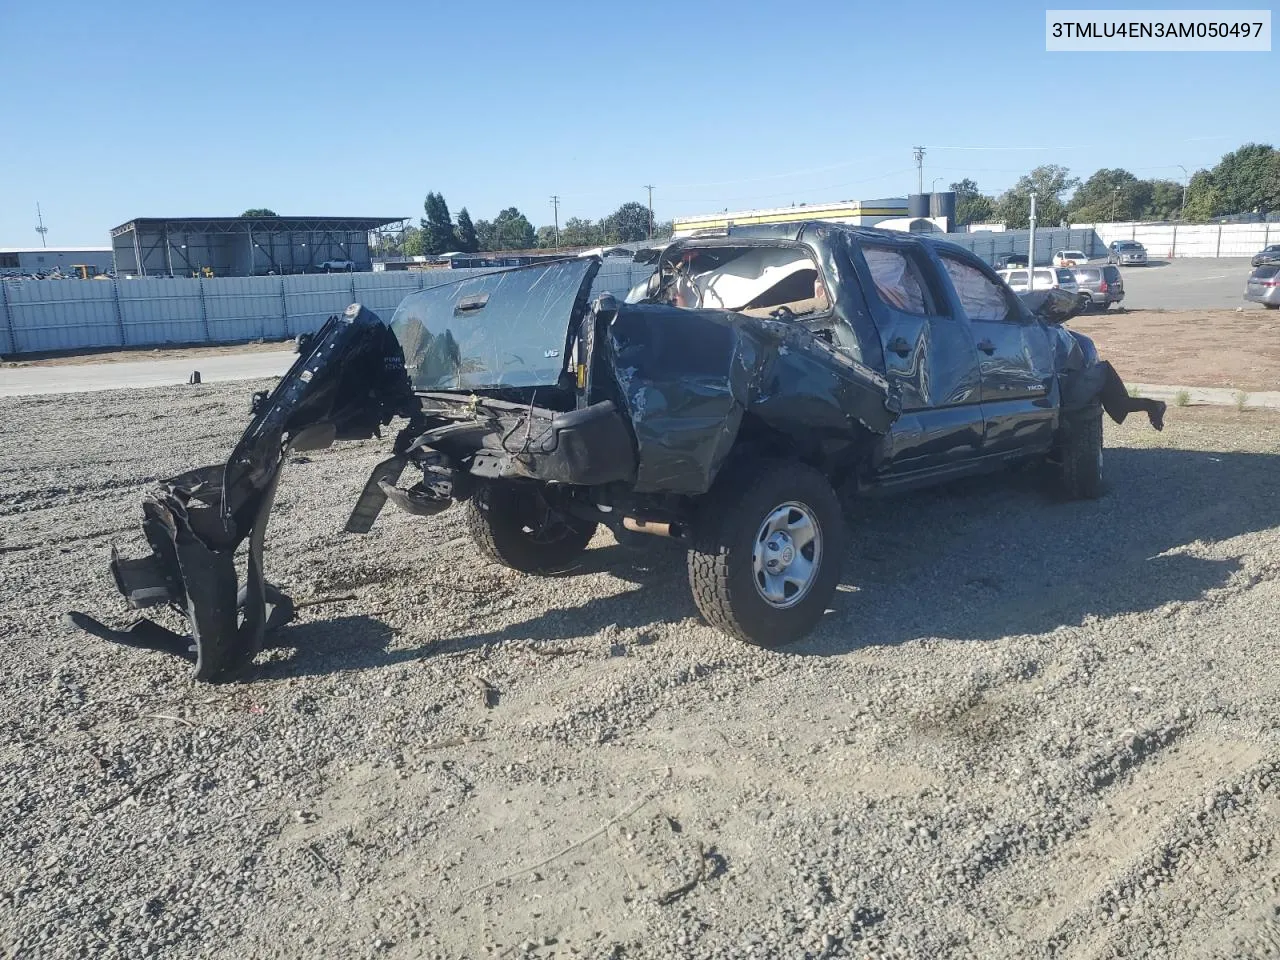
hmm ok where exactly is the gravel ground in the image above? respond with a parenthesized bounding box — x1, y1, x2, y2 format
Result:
(1, 384, 1278, 960)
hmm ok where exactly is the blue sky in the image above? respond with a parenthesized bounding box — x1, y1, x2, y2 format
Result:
(0, 0, 1273, 245)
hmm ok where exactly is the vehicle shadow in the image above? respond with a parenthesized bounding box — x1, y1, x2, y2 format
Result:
(267, 445, 1279, 674)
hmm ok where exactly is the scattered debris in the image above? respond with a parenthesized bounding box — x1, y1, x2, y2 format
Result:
(470, 676, 499, 708)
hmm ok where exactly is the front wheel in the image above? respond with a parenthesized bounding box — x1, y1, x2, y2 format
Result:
(465, 482, 597, 573)
(688, 460, 845, 648)
(1059, 408, 1105, 500)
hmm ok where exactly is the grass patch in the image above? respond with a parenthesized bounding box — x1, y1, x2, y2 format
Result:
(1173, 389, 1191, 407)
(1234, 391, 1249, 411)
(1128, 385, 1142, 398)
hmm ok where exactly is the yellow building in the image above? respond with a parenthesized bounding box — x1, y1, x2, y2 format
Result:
(673, 198, 909, 236)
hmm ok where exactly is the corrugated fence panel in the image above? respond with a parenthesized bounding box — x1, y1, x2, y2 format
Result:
(1219, 223, 1272, 257)
(203, 276, 289, 341)
(353, 272, 424, 320)
(6, 279, 122, 353)
(284, 274, 358, 335)
(117, 277, 205, 346)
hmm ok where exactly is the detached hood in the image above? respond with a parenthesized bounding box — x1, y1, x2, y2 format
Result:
(389, 258, 601, 391)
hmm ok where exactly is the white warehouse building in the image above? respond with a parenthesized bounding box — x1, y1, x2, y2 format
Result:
(0, 247, 115, 277)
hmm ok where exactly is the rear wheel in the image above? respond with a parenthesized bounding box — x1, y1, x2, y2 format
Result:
(1059, 408, 1105, 500)
(466, 481, 597, 573)
(688, 460, 845, 648)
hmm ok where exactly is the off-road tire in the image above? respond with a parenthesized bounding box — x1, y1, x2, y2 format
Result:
(1060, 407, 1105, 499)
(465, 481, 597, 574)
(687, 460, 845, 648)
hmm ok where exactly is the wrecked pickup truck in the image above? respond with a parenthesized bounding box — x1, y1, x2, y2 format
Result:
(75, 221, 1164, 681)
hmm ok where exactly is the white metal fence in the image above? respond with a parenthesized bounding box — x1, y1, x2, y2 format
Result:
(5, 222, 1276, 356)
(0, 262, 654, 356)
(1073, 220, 1279, 259)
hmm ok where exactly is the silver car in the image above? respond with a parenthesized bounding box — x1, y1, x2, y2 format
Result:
(1073, 264, 1125, 311)
(1108, 241, 1148, 265)
(1245, 264, 1280, 309)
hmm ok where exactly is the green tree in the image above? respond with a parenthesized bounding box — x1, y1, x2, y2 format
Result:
(1067, 168, 1151, 223)
(559, 217, 600, 247)
(1142, 179, 1184, 220)
(491, 207, 536, 250)
(1182, 170, 1221, 222)
(455, 207, 479, 253)
(600, 201, 652, 242)
(1208, 143, 1280, 215)
(536, 225, 559, 248)
(241, 208, 277, 217)
(949, 179, 994, 227)
(421, 192, 457, 255)
(473, 219, 496, 251)
(401, 226, 424, 257)
(994, 165, 1079, 229)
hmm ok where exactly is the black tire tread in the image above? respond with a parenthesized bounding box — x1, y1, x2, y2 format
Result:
(1061, 408, 1104, 499)
(465, 483, 596, 573)
(687, 460, 844, 648)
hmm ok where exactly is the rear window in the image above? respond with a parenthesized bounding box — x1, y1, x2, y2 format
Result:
(1075, 268, 1101, 281)
(1007, 270, 1029, 284)
(1055, 269, 1074, 283)
(1254, 265, 1280, 279)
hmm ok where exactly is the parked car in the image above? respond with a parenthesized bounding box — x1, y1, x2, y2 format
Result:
(1052, 249, 1089, 267)
(87, 222, 1163, 680)
(1250, 244, 1280, 268)
(1244, 263, 1280, 309)
(994, 253, 1028, 270)
(999, 266, 1081, 298)
(1073, 264, 1125, 311)
(1107, 241, 1148, 266)
(320, 259, 356, 272)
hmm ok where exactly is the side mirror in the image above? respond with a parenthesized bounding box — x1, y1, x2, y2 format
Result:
(1019, 288, 1082, 325)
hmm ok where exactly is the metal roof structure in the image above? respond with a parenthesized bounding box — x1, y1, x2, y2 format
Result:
(110, 215, 408, 277)
(109, 215, 404, 237)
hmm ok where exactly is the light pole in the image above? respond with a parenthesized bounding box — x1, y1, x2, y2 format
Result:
(1028, 190, 1038, 276)
(1111, 186, 1122, 222)
(931, 177, 942, 193)
(1177, 164, 1189, 218)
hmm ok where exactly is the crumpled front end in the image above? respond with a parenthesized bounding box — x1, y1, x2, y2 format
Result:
(69, 303, 418, 682)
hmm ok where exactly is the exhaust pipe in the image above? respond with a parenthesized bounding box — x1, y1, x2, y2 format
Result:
(623, 517, 674, 538)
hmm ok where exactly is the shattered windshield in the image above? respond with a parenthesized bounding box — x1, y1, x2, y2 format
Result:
(388, 259, 597, 391)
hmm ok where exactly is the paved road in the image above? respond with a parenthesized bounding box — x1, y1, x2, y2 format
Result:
(1116, 256, 1257, 310)
(0, 351, 294, 397)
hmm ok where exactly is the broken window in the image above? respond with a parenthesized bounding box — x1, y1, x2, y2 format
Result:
(939, 256, 1012, 322)
(860, 245, 931, 315)
(659, 246, 831, 319)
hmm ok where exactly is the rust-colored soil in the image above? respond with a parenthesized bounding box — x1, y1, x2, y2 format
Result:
(1070, 308, 1280, 391)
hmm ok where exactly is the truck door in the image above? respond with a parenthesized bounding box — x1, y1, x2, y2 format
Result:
(849, 240, 984, 475)
(934, 253, 1057, 456)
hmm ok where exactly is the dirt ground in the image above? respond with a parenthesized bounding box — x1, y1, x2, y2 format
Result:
(1, 382, 1278, 960)
(1070, 308, 1280, 392)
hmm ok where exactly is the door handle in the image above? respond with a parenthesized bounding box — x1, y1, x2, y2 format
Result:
(887, 336, 912, 358)
(976, 339, 996, 355)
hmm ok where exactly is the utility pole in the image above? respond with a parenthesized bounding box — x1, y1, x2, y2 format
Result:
(1111, 186, 1122, 222)
(912, 146, 926, 195)
(1028, 190, 1038, 281)
(1177, 164, 1189, 219)
(643, 184, 655, 239)
(34, 202, 48, 247)
(549, 195, 560, 249)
